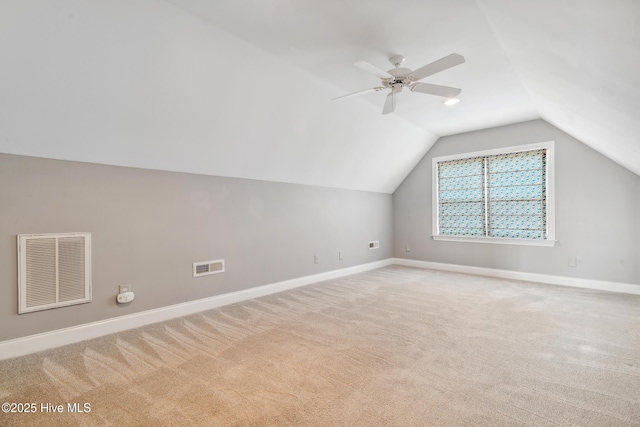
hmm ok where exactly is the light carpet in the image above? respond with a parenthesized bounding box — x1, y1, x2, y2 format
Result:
(1, 266, 639, 426)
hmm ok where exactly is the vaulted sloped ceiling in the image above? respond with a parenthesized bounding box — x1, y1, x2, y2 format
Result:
(477, 0, 640, 179)
(0, 0, 638, 194)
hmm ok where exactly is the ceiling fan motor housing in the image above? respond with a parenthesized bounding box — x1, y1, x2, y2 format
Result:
(383, 67, 412, 90)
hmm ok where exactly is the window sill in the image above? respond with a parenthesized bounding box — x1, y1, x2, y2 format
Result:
(432, 235, 557, 247)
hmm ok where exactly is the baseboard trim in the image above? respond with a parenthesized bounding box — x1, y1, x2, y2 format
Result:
(5, 258, 636, 360)
(0, 259, 394, 361)
(392, 258, 640, 295)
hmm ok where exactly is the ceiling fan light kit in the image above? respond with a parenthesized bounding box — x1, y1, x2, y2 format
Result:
(336, 53, 465, 115)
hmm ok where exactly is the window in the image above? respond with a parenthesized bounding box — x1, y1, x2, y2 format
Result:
(432, 142, 555, 246)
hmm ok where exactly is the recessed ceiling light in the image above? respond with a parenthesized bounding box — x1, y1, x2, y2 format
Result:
(443, 98, 460, 106)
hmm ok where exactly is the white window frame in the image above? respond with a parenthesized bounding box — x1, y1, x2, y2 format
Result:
(432, 141, 556, 247)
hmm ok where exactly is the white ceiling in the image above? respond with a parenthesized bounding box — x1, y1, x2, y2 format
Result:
(0, 0, 638, 193)
(163, 0, 541, 136)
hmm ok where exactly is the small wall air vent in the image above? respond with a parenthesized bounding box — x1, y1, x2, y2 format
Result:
(17, 233, 92, 314)
(193, 259, 225, 278)
(369, 240, 380, 250)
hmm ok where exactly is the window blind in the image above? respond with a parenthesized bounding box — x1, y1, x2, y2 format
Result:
(437, 156, 485, 237)
(437, 149, 547, 240)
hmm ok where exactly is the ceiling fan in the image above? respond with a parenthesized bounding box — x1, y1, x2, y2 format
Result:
(334, 53, 465, 114)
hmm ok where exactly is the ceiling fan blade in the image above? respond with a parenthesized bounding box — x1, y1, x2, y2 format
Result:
(332, 87, 385, 101)
(411, 82, 461, 98)
(355, 61, 393, 79)
(408, 53, 465, 81)
(382, 92, 397, 115)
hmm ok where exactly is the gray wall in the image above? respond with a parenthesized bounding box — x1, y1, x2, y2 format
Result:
(1, 154, 392, 341)
(393, 119, 640, 285)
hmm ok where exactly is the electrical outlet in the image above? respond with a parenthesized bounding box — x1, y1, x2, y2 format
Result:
(405, 245, 411, 252)
(568, 257, 577, 267)
(314, 255, 319, 264)
(119, 284, 131, 293)
(339, 251, 343, 260)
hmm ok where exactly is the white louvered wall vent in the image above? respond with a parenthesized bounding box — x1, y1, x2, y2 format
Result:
(17, 233, 92, 314)
(193, 259, 225, 278)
